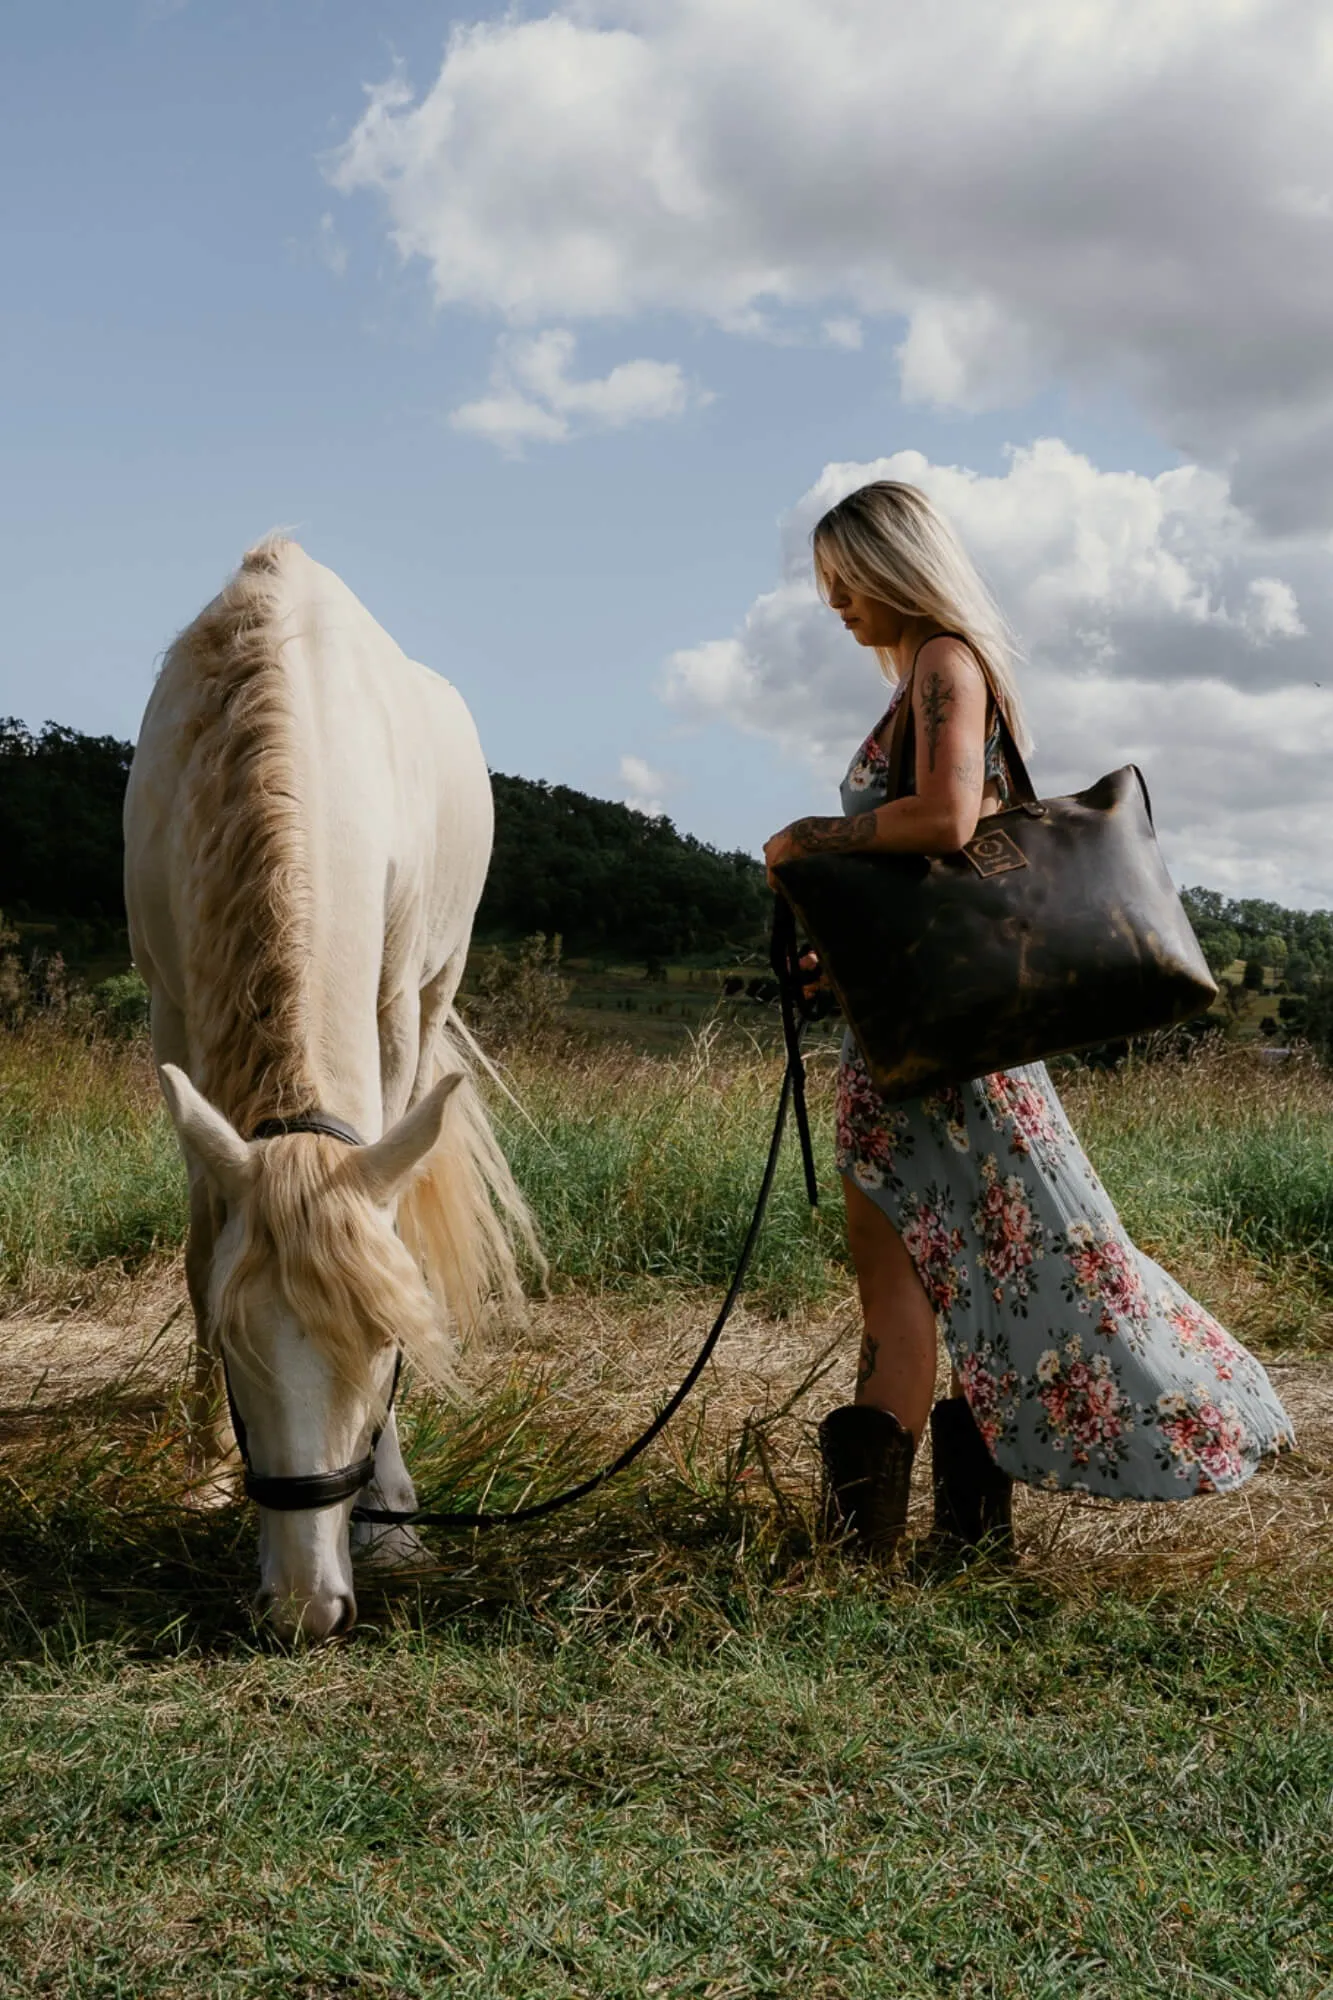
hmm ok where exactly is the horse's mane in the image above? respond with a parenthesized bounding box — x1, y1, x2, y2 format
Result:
(168, 537, 537, 1387)
(171, 536, 318, 1134)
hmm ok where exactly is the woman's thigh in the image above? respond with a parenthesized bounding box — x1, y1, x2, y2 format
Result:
(842, 1175, 932, 1320)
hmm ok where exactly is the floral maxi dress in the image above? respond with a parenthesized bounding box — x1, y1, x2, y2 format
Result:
(835, 684, 1294, 1498)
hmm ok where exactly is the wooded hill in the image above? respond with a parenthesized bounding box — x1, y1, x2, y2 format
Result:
(0, 720, 770, 963)
(4, 716, 1331, 978)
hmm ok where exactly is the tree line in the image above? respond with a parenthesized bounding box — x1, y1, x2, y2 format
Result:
(5, 717, 1333, 1054)
(0, 719, 770, 964)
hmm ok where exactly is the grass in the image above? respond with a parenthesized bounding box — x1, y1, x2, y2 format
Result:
(0, 1358, 1330, 2000)
(4, 1018, 1333, 1346)
(1060, 1042, 1333, 1345)
(2, 1018, 1333, 1994)
(2, 1590, 1329, 1999)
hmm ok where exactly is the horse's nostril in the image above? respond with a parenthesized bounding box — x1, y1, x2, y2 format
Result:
(331, 1595, 357, 1637)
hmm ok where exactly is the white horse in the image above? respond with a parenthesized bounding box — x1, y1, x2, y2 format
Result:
(125, 538, 533, 1641)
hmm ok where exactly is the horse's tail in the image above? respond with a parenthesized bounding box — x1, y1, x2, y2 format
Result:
(395, 1009, 544, 1347)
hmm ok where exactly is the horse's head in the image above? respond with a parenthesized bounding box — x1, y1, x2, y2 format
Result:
(161, 1066, 460, 1642)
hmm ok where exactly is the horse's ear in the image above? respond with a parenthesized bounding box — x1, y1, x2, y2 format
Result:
(159, 1065, 257, 1205)
(354, 1074, 463, 1207)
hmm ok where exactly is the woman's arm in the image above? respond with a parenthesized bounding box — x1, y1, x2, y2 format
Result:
(764, 638, 990, 880)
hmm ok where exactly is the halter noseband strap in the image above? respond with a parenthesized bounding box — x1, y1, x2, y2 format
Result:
(222, 1108, 399, 1514)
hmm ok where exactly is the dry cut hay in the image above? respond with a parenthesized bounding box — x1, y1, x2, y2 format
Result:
(0, 1279, 1327, 1605)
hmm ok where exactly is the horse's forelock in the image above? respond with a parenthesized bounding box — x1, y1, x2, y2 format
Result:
(216, 1138, 456, 1397)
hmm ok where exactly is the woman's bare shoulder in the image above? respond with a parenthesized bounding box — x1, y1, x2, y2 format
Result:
(912, 632, 986, 684)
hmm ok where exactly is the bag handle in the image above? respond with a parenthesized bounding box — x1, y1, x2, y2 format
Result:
(883, 640, 1037, 808)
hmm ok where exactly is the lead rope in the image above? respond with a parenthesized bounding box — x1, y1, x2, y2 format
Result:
(351, 898, 818, 1532)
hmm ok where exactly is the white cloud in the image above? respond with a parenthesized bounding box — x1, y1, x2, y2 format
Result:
(665, 444, 1333, 904)
(332, 0, 1333, 523)
(822, 317, 863, 352)
(451, 328, 699, 453)
(618, 753, 670, 818)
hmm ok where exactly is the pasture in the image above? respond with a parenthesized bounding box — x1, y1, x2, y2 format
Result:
(1, 1020, 1331, 1997)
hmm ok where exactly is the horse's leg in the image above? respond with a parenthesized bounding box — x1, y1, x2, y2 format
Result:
(148, 985, 238, 1504)
(353, 1406, 431, 1568)
(410, 951, 465, 1102)
(181, 1169, 241, 1505)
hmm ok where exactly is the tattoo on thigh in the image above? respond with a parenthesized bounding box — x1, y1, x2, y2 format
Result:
(856, 1334, 879, 1391)
(920, 669, 955, 772)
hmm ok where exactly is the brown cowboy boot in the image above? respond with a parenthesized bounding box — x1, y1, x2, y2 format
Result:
(818, 1404, 916, 1559)
(918, 1394, 1015, 1567)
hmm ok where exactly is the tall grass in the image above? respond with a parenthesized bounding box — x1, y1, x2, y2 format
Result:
(3, 1020, 1333, 1338)
(1063, 1043, 1333, 1277)
(493, 1029, 845, 1308)
(0, 1023, 186, 1296)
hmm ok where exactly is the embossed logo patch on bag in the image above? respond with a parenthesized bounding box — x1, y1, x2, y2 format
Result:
(963, 828, 1028, 878)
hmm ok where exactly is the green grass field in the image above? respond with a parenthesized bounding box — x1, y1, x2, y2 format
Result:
(1, 1020, 1331, 1997)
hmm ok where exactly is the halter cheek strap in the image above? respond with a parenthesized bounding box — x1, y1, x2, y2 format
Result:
(221, 1109, 401, 1514)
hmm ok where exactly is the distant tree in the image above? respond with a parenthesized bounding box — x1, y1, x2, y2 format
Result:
(1199, 926, 1241, 977)
(1300, 979, 1333, 1064)
(478, 770, 770, 957)
(0, 719, 132, 927)
(1242, 957, 1265, 991)
(1285, 951, 1314, 993)
(1260, 933, 1288, 974)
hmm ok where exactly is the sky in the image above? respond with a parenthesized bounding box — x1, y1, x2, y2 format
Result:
(4, 0, 1332, 904)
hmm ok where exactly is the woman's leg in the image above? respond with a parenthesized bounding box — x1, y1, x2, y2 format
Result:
(842, 1176, 938, 1443)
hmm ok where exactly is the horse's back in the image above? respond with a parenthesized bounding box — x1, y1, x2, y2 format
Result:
(125, 540, 492, 1013)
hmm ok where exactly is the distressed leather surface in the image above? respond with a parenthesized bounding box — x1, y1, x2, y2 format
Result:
(773, 764, 1218, 1102)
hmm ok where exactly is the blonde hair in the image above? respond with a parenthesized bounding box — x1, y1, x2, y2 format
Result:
(216, 1136, 454, 1403)
(813, 481, 1031, 753)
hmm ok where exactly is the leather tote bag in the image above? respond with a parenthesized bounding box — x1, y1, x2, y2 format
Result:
(771, 676, 1217, 1101)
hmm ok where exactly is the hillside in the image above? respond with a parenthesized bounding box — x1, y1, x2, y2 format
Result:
(6, 715, 1333, 982)
(0, 720, 769, 964)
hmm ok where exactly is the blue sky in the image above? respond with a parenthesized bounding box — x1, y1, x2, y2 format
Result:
(4, 2, 1331, 899)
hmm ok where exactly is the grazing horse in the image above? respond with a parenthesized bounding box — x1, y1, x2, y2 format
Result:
(125, 538, 533, 1641)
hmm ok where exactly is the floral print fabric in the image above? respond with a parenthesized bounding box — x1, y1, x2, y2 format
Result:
(833, 703, 1294, 1500)
(836, 1038, 1293, 1497)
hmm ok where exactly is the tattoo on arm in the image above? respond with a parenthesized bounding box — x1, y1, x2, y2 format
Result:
(919, 669, 955, 773)
(952, 754, 982, 789)
(856, 1334, 879, 1392)
(787, 814, 880, 855)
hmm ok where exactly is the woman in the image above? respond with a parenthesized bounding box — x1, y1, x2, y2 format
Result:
(763, 481, 1293, 1562)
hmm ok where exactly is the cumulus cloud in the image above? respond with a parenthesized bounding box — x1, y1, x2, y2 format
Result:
(331, 0, 1333, 522)
(665, 444, 1333, 904)
(618, 753, 670, 818)
(451, 328, 700, 452)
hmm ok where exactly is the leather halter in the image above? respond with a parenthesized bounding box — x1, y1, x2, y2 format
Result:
(222, 1109, 400, 1514)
